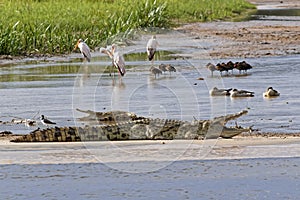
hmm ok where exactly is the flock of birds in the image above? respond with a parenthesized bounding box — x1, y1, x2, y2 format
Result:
(210, 86, 280, 98)
(73, 36, 280, 99)
(70, 35, 280, 126)
(73, 35, 176, 79)
(206, 61, 253, 76)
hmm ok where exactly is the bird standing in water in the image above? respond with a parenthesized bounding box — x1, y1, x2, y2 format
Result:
(100, 47, 114, 76)
(101, 44, 126, 77)
(150, 66, 162, 79)
(40, 115, 56, 126)
(147, 35, 158, 66)
(74, 39, 91, 62)
(111, 44, 126, 77)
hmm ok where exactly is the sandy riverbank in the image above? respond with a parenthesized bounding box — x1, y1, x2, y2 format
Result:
(1, 136, 299, 165)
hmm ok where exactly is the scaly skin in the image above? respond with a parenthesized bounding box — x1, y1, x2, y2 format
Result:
(11, 110, 250, 142)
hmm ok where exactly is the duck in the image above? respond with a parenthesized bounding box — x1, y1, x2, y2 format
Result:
(230, 89, 255, 97)
(209, 87, 232, 96)
(263, 87, 280, 97)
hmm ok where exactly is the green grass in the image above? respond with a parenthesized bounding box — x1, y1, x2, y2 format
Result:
(0, 0, 255, 56)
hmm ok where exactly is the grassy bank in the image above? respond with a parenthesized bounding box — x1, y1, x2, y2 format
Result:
(0, 0, 254, 56)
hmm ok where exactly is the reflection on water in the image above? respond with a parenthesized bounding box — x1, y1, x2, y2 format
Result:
(255, 9, 300, 16)
(251, 8, 300, 21)
(0, 51, 300, 134)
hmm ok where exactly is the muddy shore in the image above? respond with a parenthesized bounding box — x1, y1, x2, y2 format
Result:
(176, 0, 300, 58)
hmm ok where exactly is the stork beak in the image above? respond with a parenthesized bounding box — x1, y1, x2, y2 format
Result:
(73, 40, 79, 51)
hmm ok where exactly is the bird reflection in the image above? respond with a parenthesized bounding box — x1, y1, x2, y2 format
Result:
(77, 64, 91, 87)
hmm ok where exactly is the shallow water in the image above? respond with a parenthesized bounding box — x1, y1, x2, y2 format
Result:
(0, 157, 299, 199)
(0, 49, 299, 134)
(251, 8, 300, 21)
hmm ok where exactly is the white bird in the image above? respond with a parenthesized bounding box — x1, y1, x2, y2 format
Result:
(230, 89, 254, 97)
(147, 35, 158, 66)
(111, 44, 126, 76)
(40, 115, 56, 126)
(100, 47, 114, 76)
(263, 87, 280, 97)
(74, 39, 91, 62)
(100, 47, 113, 59)
(210, 87, 232, 96)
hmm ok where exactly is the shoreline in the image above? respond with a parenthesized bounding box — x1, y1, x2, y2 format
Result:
(0, 135, 299, 165)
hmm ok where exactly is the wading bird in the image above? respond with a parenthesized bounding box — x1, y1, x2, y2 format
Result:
(147, 35, 158, 66)
(74, 39, 91, 62)
(206, 63, 217, 76)
(100, 47, 114, 76)
(150, 66, 162, 79)
(166, 64, 176, 75)
(111, 44, 126, 77)
(40, 115, 56, 126)
(263, 87, 280, 97)
(234, 61, 252, 74)
(159, 63, 167, 74)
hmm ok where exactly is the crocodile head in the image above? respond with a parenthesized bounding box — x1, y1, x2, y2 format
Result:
(205, 110, 250, 139)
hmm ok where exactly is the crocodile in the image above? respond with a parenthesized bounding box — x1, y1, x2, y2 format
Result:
(11, 110, 251, 142)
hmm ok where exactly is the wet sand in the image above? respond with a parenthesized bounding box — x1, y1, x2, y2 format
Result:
(1, 136, 300, 165)
(1, 136, 300, 199)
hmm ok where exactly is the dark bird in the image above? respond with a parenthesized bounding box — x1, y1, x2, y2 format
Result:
(234, 61, 252, 74)
(216, 63, 227, 76)
(226, 61, 235, 74)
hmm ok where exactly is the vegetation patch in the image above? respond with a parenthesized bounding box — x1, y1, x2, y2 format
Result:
(0, 0, 255, 56)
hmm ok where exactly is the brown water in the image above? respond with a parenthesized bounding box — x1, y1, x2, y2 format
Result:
(0, 48, 299, 134)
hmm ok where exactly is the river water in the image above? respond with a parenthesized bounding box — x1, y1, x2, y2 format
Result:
(0, 50, 299, 134)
